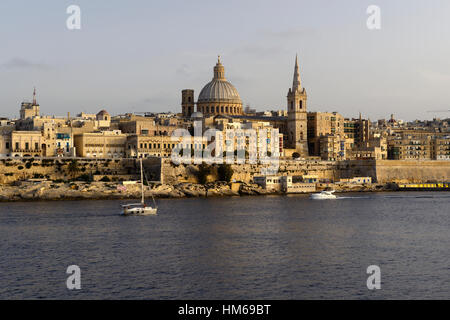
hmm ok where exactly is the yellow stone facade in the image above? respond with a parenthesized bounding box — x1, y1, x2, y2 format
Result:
(74, 131, 127, 158)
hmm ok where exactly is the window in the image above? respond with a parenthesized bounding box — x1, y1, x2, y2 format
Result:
(25, 142, 29, 150)
(6, 142, 10, 149)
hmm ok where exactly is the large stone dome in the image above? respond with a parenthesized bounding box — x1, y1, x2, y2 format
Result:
(196, 57, 243, 116)
(198, 78, 242, 104)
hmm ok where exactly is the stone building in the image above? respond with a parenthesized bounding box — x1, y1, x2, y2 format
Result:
(319, 135, 346, 161)
(126, 135, 181, 158)
(95, 110, 111, 128)
(0, 127, 13, 157)
(73, 130, 127, 158)
(10, 131, 46, 157)
(307, 111, 345, 156)
(118, 117, 176, 136)
(387, 130, 433, 160)
(19, 88, 40, 120)
(215, 119, 283, 160)
(253, 175, 316, 193)
(432, 136, 450, 160)
(387, 130, 449, 160)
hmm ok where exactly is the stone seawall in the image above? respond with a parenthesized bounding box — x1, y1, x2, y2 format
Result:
(160, 158, 339, 184)
(374, 160, 450, 183)
(1, 157, 448, 186)
(159, 158, 450, 184)
(0, 158, 138, 184)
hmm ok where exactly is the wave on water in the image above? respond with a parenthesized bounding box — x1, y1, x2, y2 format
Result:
(336, 196, 371, 200)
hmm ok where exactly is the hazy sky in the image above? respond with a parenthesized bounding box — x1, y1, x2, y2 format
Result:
(1, 0, 449, 121)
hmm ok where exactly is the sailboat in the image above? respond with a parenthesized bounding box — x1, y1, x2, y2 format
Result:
(121, 158, 158, 215)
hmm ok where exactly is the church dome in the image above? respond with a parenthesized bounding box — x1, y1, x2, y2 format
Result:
(198, 80, 242, 104)
(197, 57, 242, 104)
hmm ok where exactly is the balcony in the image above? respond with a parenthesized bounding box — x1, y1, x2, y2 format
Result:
(12, 149, 41, 153)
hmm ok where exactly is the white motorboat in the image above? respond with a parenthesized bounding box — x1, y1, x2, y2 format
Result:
(310, 190, 337, 200)
(121, 158, 158, 216)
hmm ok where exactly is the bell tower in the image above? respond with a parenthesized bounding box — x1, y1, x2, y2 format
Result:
(181, 89, 195, 117)
(287, 55, 308, 156)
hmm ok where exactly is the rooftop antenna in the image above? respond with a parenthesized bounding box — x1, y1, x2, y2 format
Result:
(32, 87, 37, 105)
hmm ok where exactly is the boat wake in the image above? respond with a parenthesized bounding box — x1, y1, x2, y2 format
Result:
(335, 194, 450, 200)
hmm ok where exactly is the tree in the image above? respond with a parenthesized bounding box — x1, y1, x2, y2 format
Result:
(292, 152, 300, 159)
(196, 163, 211, 185)
(67, 160, 80, 178)
(217, 164, 234, 182)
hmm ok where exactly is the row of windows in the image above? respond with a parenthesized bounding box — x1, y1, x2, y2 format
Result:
(136, 143, 208, 150)
(11, 142, 41, 150)
(139, 143, 174, 149)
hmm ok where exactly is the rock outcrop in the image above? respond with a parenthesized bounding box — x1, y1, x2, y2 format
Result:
(0, 180, 390, 202)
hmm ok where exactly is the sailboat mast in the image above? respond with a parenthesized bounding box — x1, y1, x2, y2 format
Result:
(140, 158, 144, 205)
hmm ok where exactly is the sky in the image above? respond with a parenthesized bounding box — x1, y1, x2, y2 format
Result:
(0, 0, 449, 121)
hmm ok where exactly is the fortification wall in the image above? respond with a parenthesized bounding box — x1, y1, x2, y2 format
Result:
(0, 158, 138, 184)
(373, 160, 450, 183)
(160, 158, 450, 184)
(2, 157, 447, 185)
(160, 158, 339, 184)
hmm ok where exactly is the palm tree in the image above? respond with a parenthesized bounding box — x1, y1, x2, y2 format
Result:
(67, 160, 80, 179)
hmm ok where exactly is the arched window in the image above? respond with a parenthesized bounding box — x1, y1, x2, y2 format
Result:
(299, 100, 303, 109)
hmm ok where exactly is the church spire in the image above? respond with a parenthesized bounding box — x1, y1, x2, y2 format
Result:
(292, 54, 302, 92)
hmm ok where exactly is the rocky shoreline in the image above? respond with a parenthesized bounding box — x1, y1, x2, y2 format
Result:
(0, 181, 396, 202)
